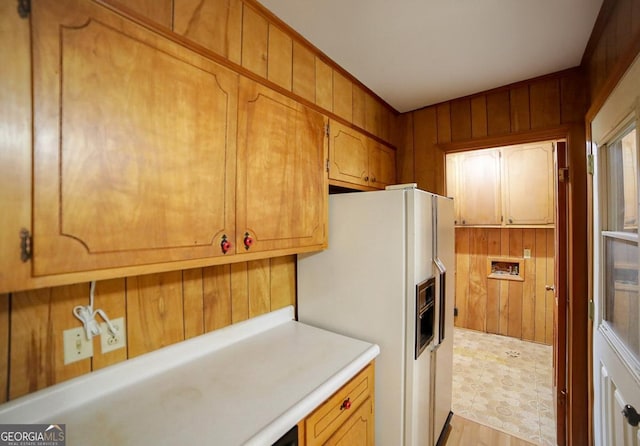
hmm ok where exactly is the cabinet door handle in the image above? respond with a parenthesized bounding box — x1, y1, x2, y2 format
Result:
(364, 176, 369, 182)
(220, 234, 232, 254)
(243, 233, 254, 250)
(545, 285, 555, 291)
(340, 398, 352, 410)
(623, 404, 640, 427)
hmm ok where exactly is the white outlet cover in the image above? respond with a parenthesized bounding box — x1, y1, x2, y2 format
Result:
(63, 326, 93, 365)
(100, 317, 126, 354)
(524, 249, 532, 259)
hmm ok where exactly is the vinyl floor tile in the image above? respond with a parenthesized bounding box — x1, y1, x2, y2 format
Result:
(451, 328, 556, 446)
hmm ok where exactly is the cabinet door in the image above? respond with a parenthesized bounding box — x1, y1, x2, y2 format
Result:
(325, 397, 374, 446)
(445, 153, 462, 224)
(369, 141, 396, 189)
(502, 142, 554, 225)
(32, 0, 238, 275)
(237, 77, 327, 254)
(328, 120, 369, 187)
(458, 149, 502, 225)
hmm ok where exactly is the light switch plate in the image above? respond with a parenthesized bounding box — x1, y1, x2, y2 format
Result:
(63, 326, 93, 365)
(523, 249, 531, 259)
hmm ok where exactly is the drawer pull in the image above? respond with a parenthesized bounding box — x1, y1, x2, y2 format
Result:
(340, 398, 352, 411)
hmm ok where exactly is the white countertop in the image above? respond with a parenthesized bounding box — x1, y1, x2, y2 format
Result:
(0, 306, 380, 445)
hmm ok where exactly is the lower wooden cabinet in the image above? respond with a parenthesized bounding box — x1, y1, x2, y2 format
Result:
(304, 363, 375, 446)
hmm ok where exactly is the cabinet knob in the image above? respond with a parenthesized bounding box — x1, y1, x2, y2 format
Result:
(220, 235, 232, 254)
(623, 404, 640, 427)
(364, 176, 369, 182)
(340, 398, 352, 410)
(243, 233, 254, 250)
(509, 218, 513, 224)
(462, 220, 466, 225)
(371, 177, 376, 183)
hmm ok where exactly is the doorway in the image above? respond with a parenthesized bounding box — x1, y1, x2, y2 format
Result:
(445, 139, 567, 445)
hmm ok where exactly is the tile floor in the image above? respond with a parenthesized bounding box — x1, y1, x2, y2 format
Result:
(451, 327, 556, 446)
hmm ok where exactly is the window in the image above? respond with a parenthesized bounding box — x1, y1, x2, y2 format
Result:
(601, 126, 640, 360)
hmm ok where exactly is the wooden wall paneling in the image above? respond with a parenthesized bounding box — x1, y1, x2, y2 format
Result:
(454, 228, 470, 328)
(468, 229, 488, 332)
(181, 268, 204, 340)
(498, 229, 510, 335)
(248, 259, 270, 318)
(10, 284, 91, 399)
(230, 262, 249, 323)
(241, 4, 268, 77)
(0, 0, 32, 293)
(530, 78, 561, 130)
(267, 24, 293, 90)
(560, 72, 588, 124)
(436, 102, 452, 144)
(333, 70, 353, 122)
(0, 294, 8, 403)
(509, 85, 531, 133)
(292, 41, 316, 103)
(173, 0, 243, 65)
(471, 96, 488, 138)
(485, 229, 501, 334)
(534, 228, 548, 343)
(10, 289, 51, 399)
(203, 265, 232, 332)
(614, 0, 633, 62)
(92, 278, 127, 370)
(397, 113, 415, 184)
(413, 107, 439, 193)
(352, 85, 367, 130)
(270, 255, 295, 310)
(521, 230, 536, 341)
(545, 230, 555, 344)
(126, 271, 185, 358)
(486, 91, 511, 136)
(315, 58, 333, 112)
(450, 99, 472, 142)
(102, 0, 173, 28)
(507, 229, 523, 338)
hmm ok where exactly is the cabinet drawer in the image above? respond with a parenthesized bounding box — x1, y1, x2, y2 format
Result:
(305, 363, 374, 446)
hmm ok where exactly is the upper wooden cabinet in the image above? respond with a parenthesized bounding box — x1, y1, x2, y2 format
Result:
(448, 149, 502, 225)
(31, 0, 238, 276)
(502, 142, 555, 225)
(328, 120, 396, 190)
(446, 142, 555, 227)
(237, 77, 328, 254)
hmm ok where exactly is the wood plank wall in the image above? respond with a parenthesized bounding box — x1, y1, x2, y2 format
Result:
(583, 0, 640, 116)
(101, 0, 398, 146)
(396, 68, 587, 195)
(0, 256, 295, 402)
(455, 228, 554, 345)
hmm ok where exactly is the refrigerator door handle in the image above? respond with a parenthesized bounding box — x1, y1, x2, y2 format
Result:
(434, 258, 446, 345)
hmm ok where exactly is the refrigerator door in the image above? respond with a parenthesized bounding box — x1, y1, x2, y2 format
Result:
(406, 189, 435, 446)
(432, 195, 456, 444)
(297, 189, 408, 446)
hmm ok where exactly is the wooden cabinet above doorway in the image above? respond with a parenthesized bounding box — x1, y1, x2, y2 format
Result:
(446, 141, 555, 227)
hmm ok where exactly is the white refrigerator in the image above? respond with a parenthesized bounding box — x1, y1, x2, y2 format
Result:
(297, 184, 455, 446)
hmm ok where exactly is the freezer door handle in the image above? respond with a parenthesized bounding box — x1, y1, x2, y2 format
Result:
(434, 258, 446, 344)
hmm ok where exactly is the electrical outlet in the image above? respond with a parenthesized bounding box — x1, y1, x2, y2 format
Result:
(523, 248, 531, 259)
(100, 317, 126, 354)
(63, 326, 93, 365)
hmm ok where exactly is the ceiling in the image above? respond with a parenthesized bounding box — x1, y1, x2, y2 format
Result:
(258, 0, 604, 113)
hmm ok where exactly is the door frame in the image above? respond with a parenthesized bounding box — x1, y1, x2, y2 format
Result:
(439, 123, 589, 446)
